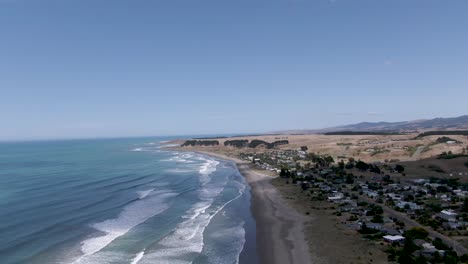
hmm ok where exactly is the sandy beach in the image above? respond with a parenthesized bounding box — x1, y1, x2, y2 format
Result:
(176, 148, 390, 264)
(194, 150, 312, 264)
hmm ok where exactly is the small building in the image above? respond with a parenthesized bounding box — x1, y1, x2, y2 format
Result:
(440, 210, 458, 221)
(364, 191, 379, 199)
(366, 223, 383, 230)
(396, 202, 421, 210)
(421, 243, 446, 257)
(328, 192, 344, 201)
(383, 235, 405, 243)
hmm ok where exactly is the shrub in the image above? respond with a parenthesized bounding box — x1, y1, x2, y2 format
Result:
(395, 164, 405, 173)
(404, 227, 429, 240)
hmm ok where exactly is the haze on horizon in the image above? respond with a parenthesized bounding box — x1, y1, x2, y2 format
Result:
(1, 0, 467, 141)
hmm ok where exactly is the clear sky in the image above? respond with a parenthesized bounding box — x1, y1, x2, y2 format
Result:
(1, 0, 467, 140)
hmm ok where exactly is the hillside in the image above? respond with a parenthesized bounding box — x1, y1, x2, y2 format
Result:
(277, 115, 468, 134)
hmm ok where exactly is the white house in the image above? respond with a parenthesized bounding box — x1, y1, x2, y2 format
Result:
(396, 202, 421, 210)
(364, 191, 379, 199)
(440, 210, 458, 221)
(383, 235, 405, 243)
(328, 192, 344, 201)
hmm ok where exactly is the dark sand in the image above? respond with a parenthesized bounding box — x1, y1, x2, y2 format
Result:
(194, 151, 312, 264)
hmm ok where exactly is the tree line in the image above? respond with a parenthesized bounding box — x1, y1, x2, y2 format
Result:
(324, 131, 401, 136)
(181, 140, 219, 146)
(415, 130, 468, 139)
(224, 139, 289, 149)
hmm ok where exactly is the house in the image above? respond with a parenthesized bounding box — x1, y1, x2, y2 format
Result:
(413, 179, 428, 185)
(420, 243, 446, 257)
(443, 221, 463, 230)
(383, 235, 405, 243)
(387, 193, 402, 201)
(388, 183, 401, 190)
(364, 191, 379, 199)
(454, 190, 468, 198)
(365, 223, 383, 230)
(396, 202, 421, 210)
(440, 210, 458, 221)
(328, 192, 344, 201)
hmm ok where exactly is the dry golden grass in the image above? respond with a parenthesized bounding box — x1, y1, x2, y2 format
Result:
(175, 133, 468, 163)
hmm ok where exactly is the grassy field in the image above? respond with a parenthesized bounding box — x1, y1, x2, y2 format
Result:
(174, 133, 468, 163)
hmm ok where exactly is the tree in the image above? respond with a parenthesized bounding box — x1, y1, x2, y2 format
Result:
(356, 160, 370, 171)
(398, 239, 420, 263)
(280, 168, 291, 178)
(280, 168, 286, 177)
(395, 164, 405, 173)
(370, 164, 381, 174)
(324, 156, 335, 165)
(345, 174, 354, 184)
(462, 198, 468, 213)
(345, 162, 355, 169)
(371, 214, 384, 223)
(432, 238, 450, 250)
(436, 185, 449, 193)
(404, 228, 428, 240)
(383, 175, 392, 183)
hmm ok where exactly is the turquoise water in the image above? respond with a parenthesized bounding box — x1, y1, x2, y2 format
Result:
(0, 138, 257, 264)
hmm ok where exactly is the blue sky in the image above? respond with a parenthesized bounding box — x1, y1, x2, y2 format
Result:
(1, 0, 467, 140)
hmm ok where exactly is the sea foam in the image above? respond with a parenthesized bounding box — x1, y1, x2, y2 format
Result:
(72, 190, 176, 263)
(137, 162, 246, 264)
(136, 189, 154, 199)
(198, 158, 220, 185)
(130, 251, 145, 264)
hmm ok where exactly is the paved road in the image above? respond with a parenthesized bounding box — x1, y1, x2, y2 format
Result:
(361, 195, 468, 255)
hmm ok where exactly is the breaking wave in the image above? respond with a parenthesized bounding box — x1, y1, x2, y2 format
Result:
(72, 190, 177, 263)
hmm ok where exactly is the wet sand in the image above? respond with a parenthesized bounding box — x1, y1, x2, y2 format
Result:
(194, 151, 312, 264)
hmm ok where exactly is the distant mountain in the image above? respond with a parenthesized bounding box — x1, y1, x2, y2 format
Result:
(276, 115, 468, 134)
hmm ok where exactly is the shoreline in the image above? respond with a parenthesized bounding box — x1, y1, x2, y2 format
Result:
(189, 150, 313, 264)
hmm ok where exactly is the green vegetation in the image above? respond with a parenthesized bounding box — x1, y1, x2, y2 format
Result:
(371, 148, 391, 156)
(427, 164, 445, 173)
(432, 238, 451, 250)
(404, 227, 428, 240)
(307, 153, 335, 167)
(193, 136, 228, 139)
(224, 139, 249, 148)
(421, 143, 436, 153)
(325, 131, 401, 136)
(436, 136, 460, 144)
(415, 130, 468, 139)
(279, 168, 294, 178)
(462, 198, 468, 213)
(395, 164, 405, 173)
(336, 143, 352, 146)
(248, 139, 289, 149)
(437, 151, 468, 160)
(407, 144, 424, 156)
(356, 160, 370, 171)
(182, 140, 219, 146)
(223, 139, 289, 149)
(358, 223, 380, 235)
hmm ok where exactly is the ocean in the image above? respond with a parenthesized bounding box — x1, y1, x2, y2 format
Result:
(0, 138, 258, 264)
